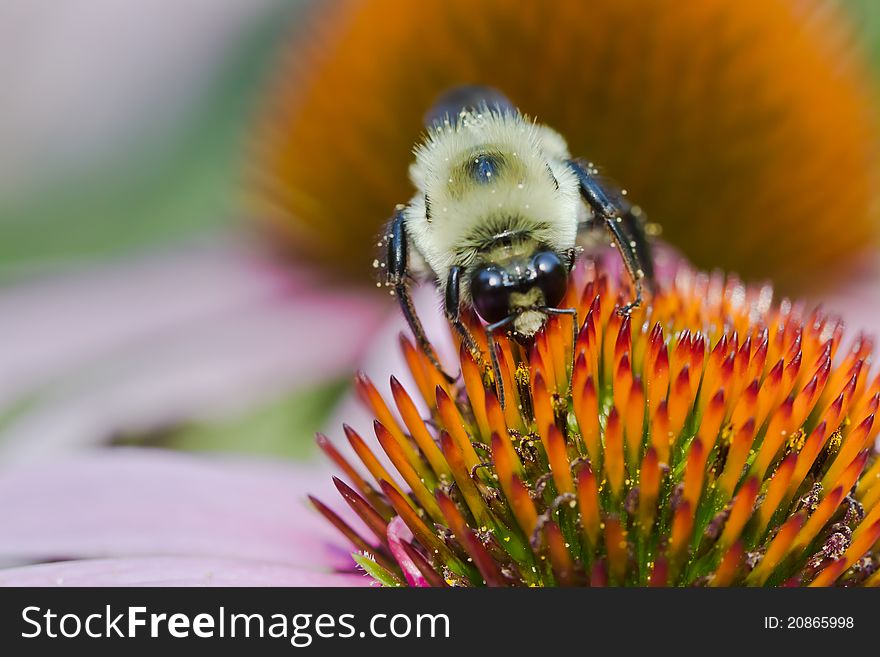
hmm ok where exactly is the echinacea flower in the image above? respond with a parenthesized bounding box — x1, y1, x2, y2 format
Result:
(250, 0, 878, 295)
(315, 253, 880, 586)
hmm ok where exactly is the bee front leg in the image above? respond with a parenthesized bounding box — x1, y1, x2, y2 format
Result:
(445, 266, 497, 391)
(387, 207, 457, 383)
(566, 159, 655, 316)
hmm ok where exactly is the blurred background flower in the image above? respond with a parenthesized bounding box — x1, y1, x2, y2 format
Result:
(1, 0, 880, 583)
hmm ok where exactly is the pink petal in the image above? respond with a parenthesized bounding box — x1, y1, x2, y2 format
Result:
(0, 448, 365, 570)
(813, 253, 880, 338)
(1, 0, 278, 196)
(0, 557, 370, 587)
(0, 242, 384, 464)
(386, 517, 427, 587)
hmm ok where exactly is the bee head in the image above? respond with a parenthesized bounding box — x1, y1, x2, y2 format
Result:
(468, 247, 568, 338)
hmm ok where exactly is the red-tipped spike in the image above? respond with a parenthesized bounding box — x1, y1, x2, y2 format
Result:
(436, 490, 507, 587)
(390, 376, 449, 478)
(718, 477, 760, 549)
(605, 406, 625, 497)
(574, 375, 600, 464)
(604, 517, 628, 584)
(638, 447, 661, 535)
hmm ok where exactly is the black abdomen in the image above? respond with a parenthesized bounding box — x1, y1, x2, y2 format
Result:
(424, 85, 515, 129)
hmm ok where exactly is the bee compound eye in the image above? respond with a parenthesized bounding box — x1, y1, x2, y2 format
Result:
(469, 266, 511, 324)
(532, 251, 568, 308)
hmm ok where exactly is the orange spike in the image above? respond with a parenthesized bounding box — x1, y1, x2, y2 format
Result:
(717, 418, 757, 499)
(490, 432, 519, 503)
(374, 421, 444, 522)
(747, 336, 768, 386)
(399, 334, 434, 407)
(699, 389, 726, 453)
(315, 432, 369, 498)
(604, 517, 628, 584)
(718, 477, 760, 549)
(532, 372, 555, 454)
(710, 541, 744, 587)
(435, 385, 481, 472)
(613, 353, 633, 417)
(717, 353, 736, 410)
(818, 391, 847, 434)
(535, 331, 557, 394)
(545, 521, 576, 586)
(483, 389, 507, 439)
(344, 424, 406, 499)
(546, 424, 574, 495)
(416, 345, 454, 403)
(438, 431, 490, 526)
(390, 376, 449, 478)
(668, 501, 694, 580)
(649, 400, 673, 465)
(755, 359, 785, 427)
(822, 414, 874, 491)
(747, 514, 803, 586)
(751, 398, 794, 480)
(605, 406, 625, 498)
(786, 421, 829, 500)
(683, 438, 706, 511)
(781, 358, 803, 397)
(624, 377, 646, 466)
(855, 456, 880, 502)
(571, 352, 589, 407)
(638, 447, 661, 535)
(861, 475, 880, 513)
(493, 344, 524, 431)
(792, 486, 845, 553)
(668, 364, 692, 436)
(436, 490, 507, 587)
(577, 464, 601, 547)
(459, 346, 491, 440)
(755, 453, 797, 536)
(648, 557, 668, 587)
(854, 493, 880, 543)
(646, 322, 664, 372)
(730, 379, 760, 431)
(826, 450, 870, 501)
(690, 333, 706, 377)
(356, 373, 413, 455)
(574, 375, 600, 464)
(791, 371, 821, 428)
(671, 330, 692, 379)
(647, 342, 670, 421)
(380, 480, 451, 563)
(701, 335, 728, 399)
(577, 309, 599, 379)
(508, 475, 538, 537)
(544, 319, 564, 392)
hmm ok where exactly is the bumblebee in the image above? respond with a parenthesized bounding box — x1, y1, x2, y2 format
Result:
(381, 86, 654, 404)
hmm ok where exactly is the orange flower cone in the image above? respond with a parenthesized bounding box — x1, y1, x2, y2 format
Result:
(250, 0, 878, 294)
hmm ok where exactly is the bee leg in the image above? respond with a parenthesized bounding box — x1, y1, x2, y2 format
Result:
(485, 315, 517, 409)
(566, 159, 654, 316)
(445, 266, 492, 382)
(387, 208, 457, 383)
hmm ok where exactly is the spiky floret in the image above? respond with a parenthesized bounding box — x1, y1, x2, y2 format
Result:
(314, 259, 880, 586)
